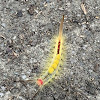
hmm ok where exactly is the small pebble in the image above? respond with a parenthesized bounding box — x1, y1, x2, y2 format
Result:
(21, 74, 26, 79)
(1, 23, 6, 27)
(16, 10, 23, 17)
(0, 93, 4, 97)
(27, 5, 36, 15)
(13, 36, 16, 40)
(1, 86, 6, 91)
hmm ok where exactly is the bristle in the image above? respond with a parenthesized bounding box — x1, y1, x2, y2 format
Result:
(59, 15, 64, 41)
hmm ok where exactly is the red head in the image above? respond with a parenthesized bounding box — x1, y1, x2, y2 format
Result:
(37, 79, 43, 86)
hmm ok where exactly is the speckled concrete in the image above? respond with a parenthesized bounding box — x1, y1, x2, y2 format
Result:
(0, 0, 100, 100)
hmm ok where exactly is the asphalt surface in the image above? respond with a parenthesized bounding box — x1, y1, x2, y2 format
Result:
(0, 0, 100, 100)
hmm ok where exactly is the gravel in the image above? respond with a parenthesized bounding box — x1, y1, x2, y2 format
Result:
(0, 0, 100, 100)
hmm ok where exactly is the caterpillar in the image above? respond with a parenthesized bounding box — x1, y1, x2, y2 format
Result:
(36, 15, 65, 87)
(30, 15, 65, 98)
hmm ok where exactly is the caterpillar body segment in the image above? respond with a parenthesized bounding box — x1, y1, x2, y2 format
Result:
(37, 15, 64, 87)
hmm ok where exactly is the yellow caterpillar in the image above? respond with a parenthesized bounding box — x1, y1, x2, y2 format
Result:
(36, 15, 65, 87)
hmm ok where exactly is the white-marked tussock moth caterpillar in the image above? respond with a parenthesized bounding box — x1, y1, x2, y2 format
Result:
(37, 15, 65, 86)
(33, 15, 66, 97)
